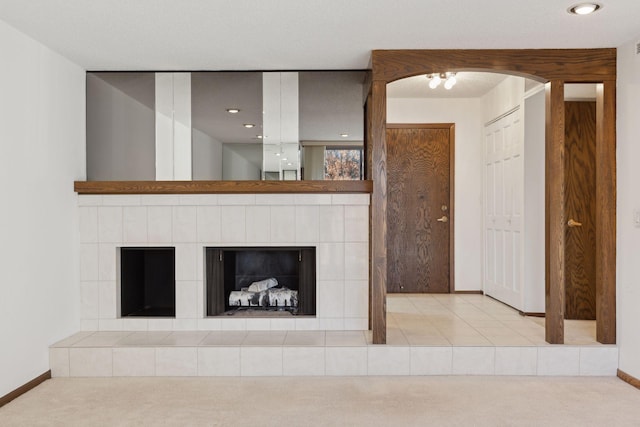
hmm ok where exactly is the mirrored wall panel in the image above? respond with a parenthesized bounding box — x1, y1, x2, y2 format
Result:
(86, 71, 366, 181)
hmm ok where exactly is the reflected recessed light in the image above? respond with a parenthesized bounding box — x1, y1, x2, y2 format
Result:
(287, 162, 293, 166)
(340, 133, 349, 138)
(275, 153, 281, 156)
(568, 2, 602, 15)
(226, 108, 240, 114)
(243, 123, 255, 128)
(282, 158, 288, 161)
(256, 135, 263, 139)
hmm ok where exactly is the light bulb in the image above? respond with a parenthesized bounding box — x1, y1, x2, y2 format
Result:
(428, 74, 441, 89)
(569, 3, 600, 15)
(444, 74, 457, 90)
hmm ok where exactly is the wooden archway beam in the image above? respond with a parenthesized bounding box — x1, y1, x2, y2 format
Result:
(368, 48, 616, 345)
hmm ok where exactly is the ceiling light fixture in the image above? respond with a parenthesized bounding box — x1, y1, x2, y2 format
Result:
(243, 123, 255, 128)
(287, 162, 293, 166)
(226, 108, 240, 114)
(444, 72, 457, 90)
(427, 73, 442, 89)
(340, 133, 349, 138)
(568, 2, 602, 15)
(275, 153, 281, 156)
(256, 135, 263, 139)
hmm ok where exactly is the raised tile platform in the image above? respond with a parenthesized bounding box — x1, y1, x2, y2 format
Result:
(50, 295, 618, 377)
(49, 329, 618, 377)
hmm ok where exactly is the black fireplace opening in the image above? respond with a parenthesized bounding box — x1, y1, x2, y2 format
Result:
(206, 247, 316, 317)
(120, 247, 175, 317)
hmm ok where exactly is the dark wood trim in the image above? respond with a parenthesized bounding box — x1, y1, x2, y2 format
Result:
(370, 80, 387, 344)
(595, 81, 617, 344)
(449, 124, 455, 293)
(386, 123, 455, 129)
(372, 49, 617, 83)
(545, 80, 566, 344)
(519, 311, 546, 318)
(0, 370, 51, 408)
(74, 180, 373, 195)
(455, 290, 483, 295)
(365, 92, 373, 331)
(618, 370, 640, 390)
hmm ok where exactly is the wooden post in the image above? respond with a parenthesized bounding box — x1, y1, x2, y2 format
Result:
(596, 81, 617, 344)
(371, 80, 387, 344)
(545, 80, 565, 344)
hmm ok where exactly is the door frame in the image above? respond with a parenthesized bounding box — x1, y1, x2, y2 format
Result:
(386, 123, 455, 293)
(366, 49, 616, 345)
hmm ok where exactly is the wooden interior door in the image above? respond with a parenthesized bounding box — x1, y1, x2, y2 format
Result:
(564, 101, 597, 320)
(386, 124, 453, 293)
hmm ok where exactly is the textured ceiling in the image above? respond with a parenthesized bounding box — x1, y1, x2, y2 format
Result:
(0, 0, 638, 70)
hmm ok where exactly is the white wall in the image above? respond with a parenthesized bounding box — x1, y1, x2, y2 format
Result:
(86, 74, 155, 180)
(482, 76, 524, 122)
(387, 98, 484, 291)
(192, 128, 223, 180)
(0, 20, 85, 396)
(617, 35, 640, 378)
(523, 89, 546, 313)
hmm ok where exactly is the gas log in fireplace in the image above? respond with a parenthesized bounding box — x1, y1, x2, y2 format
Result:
(206, 247, 316, 316)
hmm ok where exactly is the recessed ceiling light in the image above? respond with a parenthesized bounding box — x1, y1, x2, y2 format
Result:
(282, 158, 288, 161)
(226, 108, 240, 114)
(287, 162, 293, 166)
(340, 133, 349, 138)
(568, 3, 602, 15)
(243, 123, 255, 128)
(256, 135, 263, 139)
(275, 153, 281, 156)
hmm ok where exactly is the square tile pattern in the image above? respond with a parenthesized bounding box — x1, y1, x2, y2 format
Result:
(77, 194, 370, 332)
(51, 294, 617, 378)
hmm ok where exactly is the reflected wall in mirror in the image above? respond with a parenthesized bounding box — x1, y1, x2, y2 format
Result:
(86, 71, 366, 181)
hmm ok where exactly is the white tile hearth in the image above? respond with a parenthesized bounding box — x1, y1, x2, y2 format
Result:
(51, 294, 617, 378)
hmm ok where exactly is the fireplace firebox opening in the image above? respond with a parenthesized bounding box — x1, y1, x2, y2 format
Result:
(206, 247, 316, 317)
(120, 247, 175, 317)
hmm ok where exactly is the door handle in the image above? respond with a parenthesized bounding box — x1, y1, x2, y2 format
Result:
(437, 216, 448, 223)
(567, 219, 583, 227)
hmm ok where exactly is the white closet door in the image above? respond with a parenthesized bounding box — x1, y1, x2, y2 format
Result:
(484, 109, 524, 310)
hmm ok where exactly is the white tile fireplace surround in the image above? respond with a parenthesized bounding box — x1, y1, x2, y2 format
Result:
(78, 193, 370, 332)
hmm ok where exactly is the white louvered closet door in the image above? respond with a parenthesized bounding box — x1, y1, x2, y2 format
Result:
(484, 109, 524, 310)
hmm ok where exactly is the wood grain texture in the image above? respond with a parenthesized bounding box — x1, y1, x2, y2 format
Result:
(545, 81, 566, 344)
(0, 371, 50, 408)
(618, 370, 640, 390)
(74, 180, 372, 195)
(564, 101, 597, 320)
(365, 92, 373, 330)
(372, 49, 617, 83)
(370, 81, 387, 344)
(596, 81, 617, 344)
(386, 125, 452, 293)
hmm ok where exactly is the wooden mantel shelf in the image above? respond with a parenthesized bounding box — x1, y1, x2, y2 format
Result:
(74, 180, 373, 195)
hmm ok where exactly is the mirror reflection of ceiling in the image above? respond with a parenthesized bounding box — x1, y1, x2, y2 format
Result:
(387, 72, 542, 99)
(93, 71, 366, 146)
(93, 72, 155, 109)
(191, 72, 263, 144)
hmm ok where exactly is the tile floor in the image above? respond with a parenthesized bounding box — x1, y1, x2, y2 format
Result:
(50, 294, 616, 378)
(386, 293, 599, 346)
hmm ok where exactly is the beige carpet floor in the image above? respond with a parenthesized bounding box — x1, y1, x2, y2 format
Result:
(1, 377, 640, 426)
